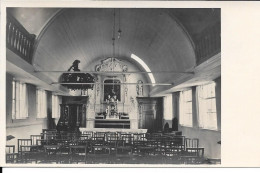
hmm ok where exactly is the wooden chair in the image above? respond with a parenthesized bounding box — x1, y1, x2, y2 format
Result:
(69, 145, 88, 164)
(30, 135, 42, 145)
(6, 145, 18, 163)
(133, 141, 156, 156)
(36, 139, 48, 146)
(181, 138, 204, 164)
(18, 139, 44, 163)
(43, 145, 60, 163)
(185, 138, 199, 149)
(60, 133, 70, 140)
(31, 135, 45, 162)
(82, 131, 93, 139)
(158, 138, 183, 164)
(87, 137, 110, 164)
(18, 139, 32, 152)
(67, 132, 78, 141)
(42, 130, 57, 141)
(162, 147, 183, 164)
(55, 144, 69, 164)
(94, 132, 107, 140)
(132, 140, 159, 163)
(91, 136, 105, 144)
(181, 147, 204, 164)
(56, 139, 70, 146)
(20, 145, 44, 163)
(161, 138, 183, 153)
(44, 134, 58, 145)
(78, 134, 89, 141)
(57, 137, 87, 164)
(70, 138, 89, 147)
(120, 134, 133, 146)
(107, 132, 118, 141)
(148, 134, 165, 143)
(17, 139, 32, 162)
(106, 139, 118, 155)
(162, 133, 176, 140)
(88, 137, 105, 153)
(133, 133, 146, 141)
(115, 140, 134, 163)
(170, 136, 185, 148)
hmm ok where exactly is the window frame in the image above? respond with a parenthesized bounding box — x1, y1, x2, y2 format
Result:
(12, 80, 29, 120)
(197, 82, 218, 130)
(52, 94, 61, 119)
(163, 94, 173, 121)
(36, 88, 47, 119)
(179, 89, 193, 127)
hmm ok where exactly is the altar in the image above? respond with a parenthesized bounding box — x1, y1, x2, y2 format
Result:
(95, 119, 130, 128)
(75, 57, 147, 131)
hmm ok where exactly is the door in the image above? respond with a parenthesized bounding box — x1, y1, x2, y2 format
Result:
(57, 104, 87, 132)
(137, 97, 163, 132)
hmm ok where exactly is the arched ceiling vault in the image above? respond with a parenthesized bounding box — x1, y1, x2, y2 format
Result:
(7, 8, 220, 95)
(32, 8, 196, 84)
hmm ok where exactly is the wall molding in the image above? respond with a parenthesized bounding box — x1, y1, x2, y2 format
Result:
(6, 122, 43, 129)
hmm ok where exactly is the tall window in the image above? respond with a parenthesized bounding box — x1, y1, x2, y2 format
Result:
(37, 89, 47, 118)
(163, 94, 173, 120)
(52, 94, 61, 119)
(179, 89, 192, 127)
(12, 80, 28, 119)
(197, 82, 217, 130)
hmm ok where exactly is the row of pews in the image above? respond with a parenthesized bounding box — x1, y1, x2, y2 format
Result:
(6, 129, 205, 164)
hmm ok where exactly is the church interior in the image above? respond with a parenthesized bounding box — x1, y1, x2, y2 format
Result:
(5, 8, 221, 164)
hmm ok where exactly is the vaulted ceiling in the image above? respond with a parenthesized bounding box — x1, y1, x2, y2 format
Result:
(7, 8, 221, 96)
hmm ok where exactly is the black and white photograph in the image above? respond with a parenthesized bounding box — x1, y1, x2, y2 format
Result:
(4, 7, 221, 165)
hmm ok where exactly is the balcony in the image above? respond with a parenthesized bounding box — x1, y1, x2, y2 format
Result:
(6, 14, 36, 64)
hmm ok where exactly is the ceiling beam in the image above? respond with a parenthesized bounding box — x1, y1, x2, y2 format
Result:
(51, 82, 174, 86)
(35, 70, 194, 74)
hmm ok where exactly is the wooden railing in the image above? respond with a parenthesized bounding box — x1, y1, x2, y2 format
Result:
(195, 22, 221, 65)
(6, 14, 36, 63)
